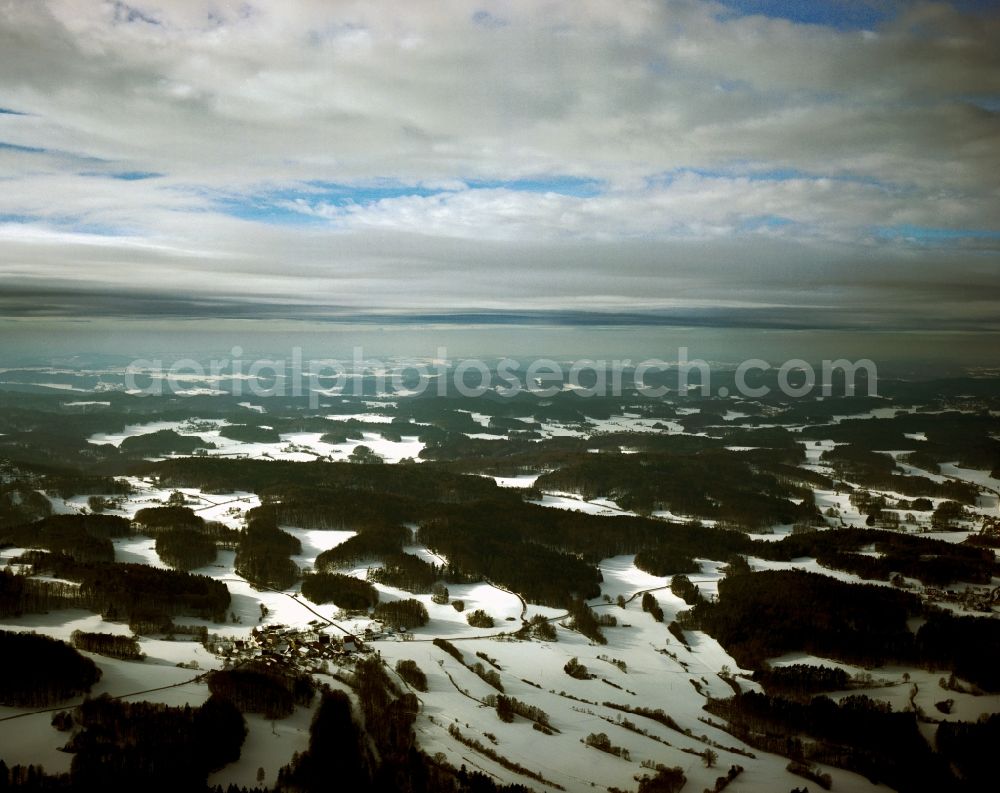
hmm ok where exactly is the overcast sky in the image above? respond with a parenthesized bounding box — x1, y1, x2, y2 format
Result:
(1, 0, 999, 336)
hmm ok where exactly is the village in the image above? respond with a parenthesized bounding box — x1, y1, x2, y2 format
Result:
(919, 583, 1000, 613)
(204, 619, 392, 674)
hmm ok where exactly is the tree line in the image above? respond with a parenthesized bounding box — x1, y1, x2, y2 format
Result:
(373, 599, 428, 629)
(0, 630, 101, 707)
(705, 691, 959, 793)
(12, 553, 230, 629)
(1, 514, 130, 564)
(155, 529, 217, 571)
(207, 663, 315, 720)
(689, 569, 1000, 690)
(70, 630, 144, 661)
(234, 515, 301, 590)
(67, 694, 246, 791)
(755, 527, 997, 587)
(300, 572, 378, 610)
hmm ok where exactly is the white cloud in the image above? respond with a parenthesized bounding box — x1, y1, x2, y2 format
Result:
(0, 0, 997, 329)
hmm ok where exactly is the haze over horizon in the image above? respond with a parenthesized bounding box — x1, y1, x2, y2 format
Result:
(1, 0, 999, 359)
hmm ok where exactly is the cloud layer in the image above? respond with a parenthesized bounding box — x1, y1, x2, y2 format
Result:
(1, 0, 998, 331)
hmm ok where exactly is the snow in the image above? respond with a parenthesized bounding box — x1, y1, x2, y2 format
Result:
(886, 450, 950, 484)
(939, 463, 1000, 497)
(597, 555, 667, 600)
(114, 535, 169, 567)
(535, 423, 589, 439)
(88, 419, 195, 447)
(87, 420, 425, 464)
(798, 438, 840, 464)
(17, 382, 85, 391)
(285, 527, 356, 571)
(465, 411, 492, 428)
(0, 525, 963, 793)
(652, 509, 716, 526)
(490, 473, 542, 489)
(402, 544, 447, 567)
(0, 612, 215, 773)
(324, 413, 397, 423)
(746, 523, 796, 542)
(188, 491, 261, 528)
(0, 609, 133, 643)
(207, 697, 321, 789)
(364, 553, 893, 793)
(0, 707, 75, 773)
(93, 655, 213, 707)
(587, 415, 678, 435)
(828, 407, 910, 424)
(770, 653, 1000, 726)
(535, 493, 635, 516)
(5, 398, 997, 791)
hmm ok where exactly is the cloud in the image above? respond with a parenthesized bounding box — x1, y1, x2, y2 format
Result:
(0, 0, 997, 332)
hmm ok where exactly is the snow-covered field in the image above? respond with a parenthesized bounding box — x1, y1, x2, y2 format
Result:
(535, 492, 635, 516)
(5, 412, 1000, 792)
(489, 473, 542, 489)
(0, 497, 917, 793)
(87, 420, 426, 464)
(362, 554, 893, 793)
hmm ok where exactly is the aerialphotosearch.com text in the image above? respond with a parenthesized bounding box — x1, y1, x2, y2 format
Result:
(125, 347, 878, 407)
